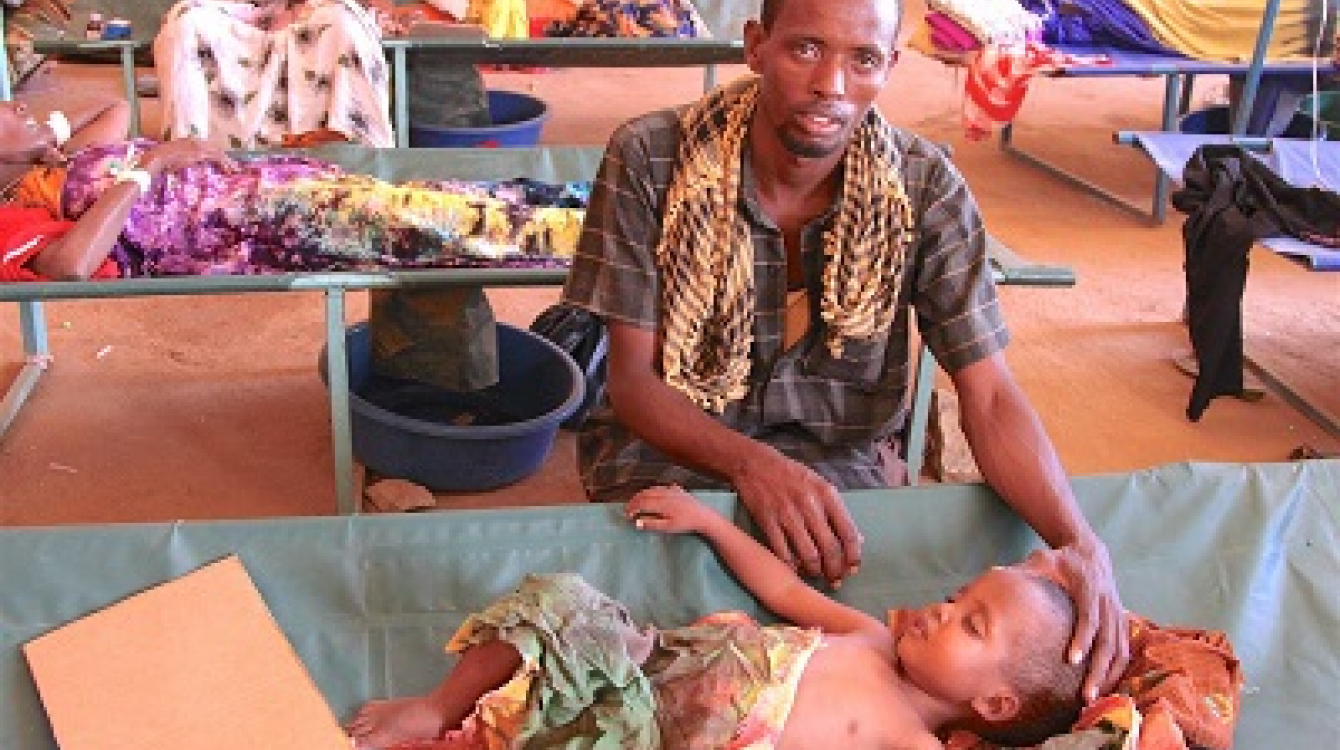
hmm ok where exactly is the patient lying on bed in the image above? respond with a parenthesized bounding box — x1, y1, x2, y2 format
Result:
(347, 485, 1092, 750)
(348, 485, 1244, 750)
(1, 100, 586, 282)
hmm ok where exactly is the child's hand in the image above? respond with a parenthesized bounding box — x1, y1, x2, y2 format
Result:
(624, 485, 713, 534)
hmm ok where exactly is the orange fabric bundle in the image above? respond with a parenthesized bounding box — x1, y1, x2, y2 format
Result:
(1116, 614, 1243, 750)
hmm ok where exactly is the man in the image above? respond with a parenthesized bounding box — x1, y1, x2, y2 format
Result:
(561, 0, 1128, 699)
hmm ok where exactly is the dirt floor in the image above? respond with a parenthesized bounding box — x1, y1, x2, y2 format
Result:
(1, 51, 1336, 526)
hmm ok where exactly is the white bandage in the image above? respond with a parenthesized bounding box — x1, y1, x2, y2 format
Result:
(106, 144, 151, 194)
(46, 111, 72, 147)
(113, 168, 152, 195)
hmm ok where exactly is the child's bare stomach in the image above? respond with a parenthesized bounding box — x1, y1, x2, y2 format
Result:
(777, 638, 931, 749)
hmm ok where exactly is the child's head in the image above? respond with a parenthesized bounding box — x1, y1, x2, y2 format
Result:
(896, 564, 1087, 746)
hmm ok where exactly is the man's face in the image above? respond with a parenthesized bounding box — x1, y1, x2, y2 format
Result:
(0, 102, 57, 165)
(895, 566, 1063, 705)
(744, 0, 902, 160)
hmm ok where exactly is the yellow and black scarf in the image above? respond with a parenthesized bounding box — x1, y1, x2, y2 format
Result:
(656, 76, 916, 413)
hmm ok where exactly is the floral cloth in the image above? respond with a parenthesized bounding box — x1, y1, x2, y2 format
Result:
(463, 0, 528, 38)
(58, 140, 586, 277)
(153, 0, 394, 148)
(1019, 0, 1173, 55)
(393, 573, 822, 750)
(544, 0, 706, 38)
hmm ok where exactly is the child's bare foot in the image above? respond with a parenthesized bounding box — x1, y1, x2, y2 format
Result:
(346, 697, 448, 749)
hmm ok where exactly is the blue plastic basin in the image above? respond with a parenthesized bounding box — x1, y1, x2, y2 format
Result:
(409, 90, 550, 148)
(321, 322, 583, 492)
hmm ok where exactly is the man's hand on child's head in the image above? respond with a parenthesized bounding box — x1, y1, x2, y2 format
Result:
(1025, 544, 1130, 702)
(625, 485, 710, 534)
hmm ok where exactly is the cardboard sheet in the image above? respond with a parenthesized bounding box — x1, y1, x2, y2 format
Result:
(22, 556, 350, 750)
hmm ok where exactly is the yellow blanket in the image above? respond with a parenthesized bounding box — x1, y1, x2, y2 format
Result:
(1124, 0, 1329, 61)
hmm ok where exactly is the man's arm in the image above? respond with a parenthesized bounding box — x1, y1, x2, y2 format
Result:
(625, 485, 886, 638)
(606, 321, 863, 586)
(949, 352, 1129, 699)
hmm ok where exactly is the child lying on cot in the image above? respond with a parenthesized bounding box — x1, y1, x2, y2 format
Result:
(347, 484, 1244, 750)
(0, 98, 586, 282)
(348, 484, 1088, 750)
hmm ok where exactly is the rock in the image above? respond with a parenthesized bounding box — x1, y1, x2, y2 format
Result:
(364, 478, 436, 512)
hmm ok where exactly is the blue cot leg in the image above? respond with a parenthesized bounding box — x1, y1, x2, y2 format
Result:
(324, 288, 358, 515)
(1150, 73, 1183, 225)
(1, 301, 51, 438)
(902, 342, 937, 487)
(703, 63, 716, 93)
(1178, 74, 1195, 115)
(1232, 0, 1283, 136)
(1000, 106, 1165, 225)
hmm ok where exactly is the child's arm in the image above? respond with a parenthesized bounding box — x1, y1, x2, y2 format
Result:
(626, 486, 887, 637)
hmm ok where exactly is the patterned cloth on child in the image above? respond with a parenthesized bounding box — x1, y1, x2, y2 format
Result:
(395, 572, 822, 750)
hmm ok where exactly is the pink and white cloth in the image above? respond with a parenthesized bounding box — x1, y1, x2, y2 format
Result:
(962, 41, 1110, 141)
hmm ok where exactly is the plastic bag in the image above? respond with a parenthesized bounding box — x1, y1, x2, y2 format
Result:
(529, 303, 607, 429)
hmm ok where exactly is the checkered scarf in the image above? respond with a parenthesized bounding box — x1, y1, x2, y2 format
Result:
(656, 76, 916, 413)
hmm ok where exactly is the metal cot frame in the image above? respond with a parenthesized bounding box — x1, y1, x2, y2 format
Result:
(997, 0, 1336, 224)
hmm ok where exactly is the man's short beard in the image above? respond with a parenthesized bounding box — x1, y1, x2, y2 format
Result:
(780, 129, 841, 160)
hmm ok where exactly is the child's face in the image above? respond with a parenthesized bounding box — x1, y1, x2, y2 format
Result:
(895, 565, 1063, 704)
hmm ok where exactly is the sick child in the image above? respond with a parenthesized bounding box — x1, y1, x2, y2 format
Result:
(347, 484, 1090, 749)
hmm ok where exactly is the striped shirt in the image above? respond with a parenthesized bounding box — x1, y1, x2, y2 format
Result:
(562, 106, 1008, 501)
